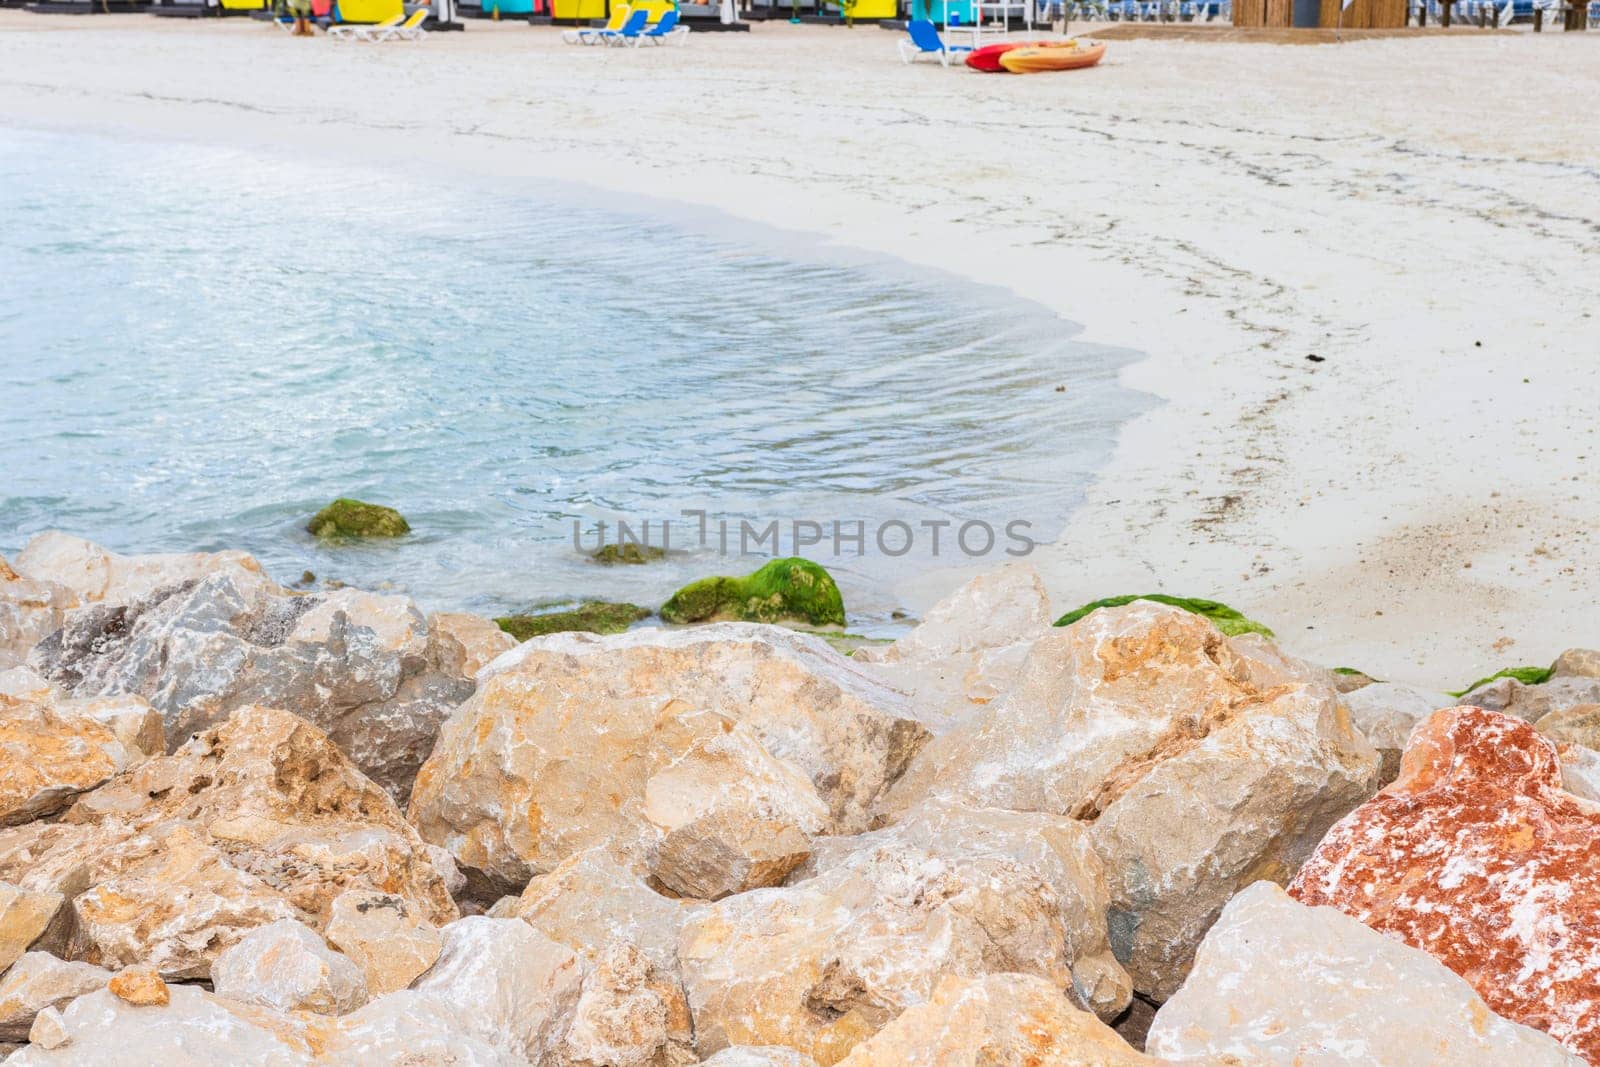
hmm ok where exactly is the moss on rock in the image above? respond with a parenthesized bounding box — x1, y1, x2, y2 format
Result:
(591, 543, 667, 565)
(1451, 664, 1554, 699)
(659, 557, 846, 628)
(1053, 594, 1274, 639)
(306, 498, 410, 540)
(495, 601, 650, 641)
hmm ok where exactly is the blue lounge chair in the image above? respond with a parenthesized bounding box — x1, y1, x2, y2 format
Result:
(897, 18, 970, 66)
(639, 7, 689, 42)
(598, 8, 650, 43)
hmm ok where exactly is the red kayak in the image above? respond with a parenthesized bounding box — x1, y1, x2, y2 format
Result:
(965, 42, 1023, 73)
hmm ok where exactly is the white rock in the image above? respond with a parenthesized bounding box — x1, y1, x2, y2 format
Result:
(855, 565, 1052, 733)
(697, 1050, 818, 1067)
(2, 985, 315, 1066)
(211, 920, 367, 1015)
(0, 952, 110, 1041)
(324, 889, 443, 997)
(409, 916, 586, 1062)
(12, 532, 274, 607)
(1146, 882, 1584, 1066)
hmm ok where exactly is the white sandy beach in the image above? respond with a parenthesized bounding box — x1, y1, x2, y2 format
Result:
(1, 13, 1596, 686)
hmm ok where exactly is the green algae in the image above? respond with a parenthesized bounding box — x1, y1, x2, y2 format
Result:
(1450, 664, 1554, 699)
(495, 601, 651, 641)
(659, 558, 846, 627)
(591, 543, 667, 565)
(306, 498, 410, 540)
(1053, 594, 1274, 639)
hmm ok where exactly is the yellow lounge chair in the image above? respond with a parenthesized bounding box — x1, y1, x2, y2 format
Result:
(562, 3, 628, 42)
(371, 8, 429, 39)
(328, 11, 401, 37)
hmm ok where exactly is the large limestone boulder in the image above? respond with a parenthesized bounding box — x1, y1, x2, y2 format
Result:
(0, 952, 110, 1041)
(883, 602, 1378, 999)
(29, 568, 479, 803)
(1339, 681, 1455, 784)
(500, 849, 704, 1067)
(698, 1052, 817, 1067)
(1148, 882, 1583, 1066)
(0, 668, 164, 826)
(2, 984, 316, 1066)
(211, 920, 367, 1015)
(1290, 706, 1600, 1063)
(1537, 704, 1600, 751)
(429, 611, 517, 678)
(854, 565, 1051, 733)
(679, 800, 1130, 1064)
(836, 973, 1163, 1066)
(410, 625, 928, 896)
(0, 705, 456, 979)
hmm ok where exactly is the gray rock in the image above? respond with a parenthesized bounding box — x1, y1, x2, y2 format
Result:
(28, 573, 477, 803)
(1462, 676, 1600, 725)
(1341, 682, 1456, 784)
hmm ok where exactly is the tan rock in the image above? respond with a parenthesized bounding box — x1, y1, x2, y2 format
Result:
(643, 708, 829, 900)
(3, 985, 315, 1066)
(429, 611, 517, 678)
(509, 850, 703, 1067)
(211, 920, 367, 1015)
(679, 800, 1130, 1064)
(1552, 649, 1600, 679)
(836, 973, 1163, 1066)
(324, 889, 443, 996)
(27, 1007, 69, 1051)
(0, 952, 110, 1040)
(410, 625, 927, 895)
(0, 883, 63, 974)
(0, 668, 163, 826)
(28, 546, 479, 803)
(854, 565, 1051, 733)
(108, 968, 169, 1006)
(12, 531, 273, 607)
(0, 705, 455, 979)
(324, 990, 522, 1065)
(883, 602, 1378, 998)
(1537, 704, 1600, 751)
(1147, 882, 1582, 1066)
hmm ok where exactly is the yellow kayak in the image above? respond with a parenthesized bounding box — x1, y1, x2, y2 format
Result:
(997, 40, 1107, 74)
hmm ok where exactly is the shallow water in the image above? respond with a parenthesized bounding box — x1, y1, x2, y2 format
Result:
(0, 126, 1146, 631)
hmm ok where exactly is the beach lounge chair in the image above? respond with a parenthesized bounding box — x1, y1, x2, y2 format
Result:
(370, 7, 427, 36)
(897, 19, 970, 66)
(638, 6, 689, 41)
(328, 10, 400, 35)
(596, 8, 650, 43)
(562, 3, 628, 43)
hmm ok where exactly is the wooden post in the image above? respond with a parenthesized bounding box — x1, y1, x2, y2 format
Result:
(1533, 4, 1542, 27)
(1439, 0, 1451, 24)
(1564, 0, 1584, 29)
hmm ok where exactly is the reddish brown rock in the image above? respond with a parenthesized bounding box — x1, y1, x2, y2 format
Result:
(1290, 705, 1600, 1064)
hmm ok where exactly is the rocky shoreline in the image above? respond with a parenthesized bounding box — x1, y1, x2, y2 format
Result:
(1, 531, 1598, 1064)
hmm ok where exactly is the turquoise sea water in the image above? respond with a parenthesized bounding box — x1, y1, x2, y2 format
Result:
(0, 126, 1146, 629)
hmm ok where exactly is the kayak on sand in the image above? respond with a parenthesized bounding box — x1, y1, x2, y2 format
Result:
(964, 41, 1024, 72)
(996, 39, 1107, 74)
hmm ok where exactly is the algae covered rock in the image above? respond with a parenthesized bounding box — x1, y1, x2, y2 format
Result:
(495, 602, 650, 641)
(590, 543, 666, 565)
(659, 558, 844, 627)
(1054, 594, 1273, 638)
(305, 499, 410, 540)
